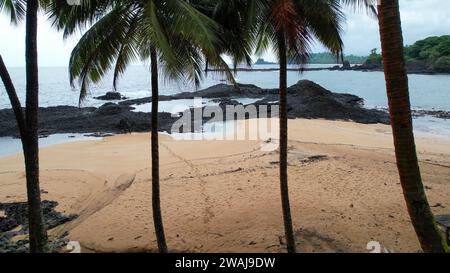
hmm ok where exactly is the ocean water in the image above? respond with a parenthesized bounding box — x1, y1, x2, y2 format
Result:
(0, 134, 102, 158)
(1, 64, 450, 141)
(2, 64, 450, 110)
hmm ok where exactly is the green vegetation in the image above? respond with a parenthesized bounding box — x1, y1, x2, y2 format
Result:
(432, 56, 450, 72)
(362, 36, 450, 72)
(404, 35, 450, 72)
(405, 35, 450, 61)
(308, 52, 367, 64)
(365, 48, 382, 65)
(273, 53, 368, 65)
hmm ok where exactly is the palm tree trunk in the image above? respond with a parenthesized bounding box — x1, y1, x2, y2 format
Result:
(278, 33, 296, 253)
(21, 0, 48, 253)
(377, 0, 448, 253)
(0, 55, 26, 139)
(150, 48, 168, 253)
(23, 0, 48, 253)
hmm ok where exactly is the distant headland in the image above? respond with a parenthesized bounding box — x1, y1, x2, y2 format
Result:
(356, 35, 450, 74)
(254, 58, 277, 65)
(239, 35, 450, 75)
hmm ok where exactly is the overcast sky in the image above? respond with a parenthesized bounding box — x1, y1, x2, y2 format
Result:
(1, 0, 449, 67)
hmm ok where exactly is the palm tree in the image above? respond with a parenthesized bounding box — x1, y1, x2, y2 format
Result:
(0, 0, 48, 253)
(376, 0, 448, 253)
(253, 0, 347, 253)
(191, 0, 265, 70)
(47, 0, 234, 253)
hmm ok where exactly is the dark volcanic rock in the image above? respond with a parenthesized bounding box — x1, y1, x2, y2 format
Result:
(0, 80, 390, 137)
(94, 91, 126, 101)
(376, 107, 450, 120)
(352, 59, 449, 74)
(117, 84, 270, 107)
(139, 80, 389, 124)
(211, 98, 242, 107)
(95, 103, 126, 115)
(167, 83, 271, 100)
(0, 200, 77, 253)
(352, 63, 383, 72)
(254, 80, 389, 124)
(412, 109, 450, 119)
(0, 105, 178, 137)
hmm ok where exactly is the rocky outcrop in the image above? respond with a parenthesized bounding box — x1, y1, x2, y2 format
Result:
(0, 81, 390, 137)
(0, 201, 76, 253)
(94, 91, 126, 101)
(119, 80, 389, 124)
(351, 59, 450, 74)
(254, 80, 389, 124)
(411, 109, 450, 119)
(0, 104, 178, 137)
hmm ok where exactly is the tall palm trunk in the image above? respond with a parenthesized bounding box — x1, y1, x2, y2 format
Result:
(150, 48, 168, 253)
(23, 0, 48, 253)
(377, 0, 448, 253)
(278, 32, 296, 253)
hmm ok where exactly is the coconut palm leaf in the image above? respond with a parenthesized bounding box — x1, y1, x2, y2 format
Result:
(46, 0, 118, 38)
(0, 0, 26, 24)
(48, 0, 237, 102)
(340, 0, 377, 16)
(67, 2, 139, 104)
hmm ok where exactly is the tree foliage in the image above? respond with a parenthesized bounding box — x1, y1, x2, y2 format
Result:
(404, 35, 450, 72)
(46, 0, 237, 105)
(308, 52, 367, 64)
(405, 35, 450, 61)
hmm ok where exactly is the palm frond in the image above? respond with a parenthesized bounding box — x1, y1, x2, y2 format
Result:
(340, 0, 378, 17)
(45, 0, 118, 38)
(0, 0, 26, 24)
(68, 3, 138, 104)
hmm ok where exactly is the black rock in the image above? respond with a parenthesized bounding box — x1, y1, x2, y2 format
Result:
(0, 200, 77, 253)
(94, 91, 125, 101)
(411, 109, 450, 119)
(95, 103, 125, 116)
(342, 60, 351, 70)
(0, 81, 392, 138)
(116, 118, 134, 133)
(84, 132, 115, 138)
(255, 80, 389, 124)
(211, 98, 242, 107)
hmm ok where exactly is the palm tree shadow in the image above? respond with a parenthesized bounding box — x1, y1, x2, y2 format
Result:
(292, 228, 350, 253)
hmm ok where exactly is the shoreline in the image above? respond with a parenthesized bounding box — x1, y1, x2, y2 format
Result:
(1, 79, 449, 155)
(1, 118, 449, 253)
(0, 80, 390, 138)
(1, 115, 449, 159)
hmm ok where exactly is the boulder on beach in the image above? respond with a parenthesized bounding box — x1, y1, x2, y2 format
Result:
(282, 80, 389, 124)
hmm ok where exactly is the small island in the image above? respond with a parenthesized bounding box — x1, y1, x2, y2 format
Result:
(254, 58, 277, 65)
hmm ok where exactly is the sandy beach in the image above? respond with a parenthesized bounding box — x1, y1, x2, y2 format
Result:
(1, 118, 449, 253)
